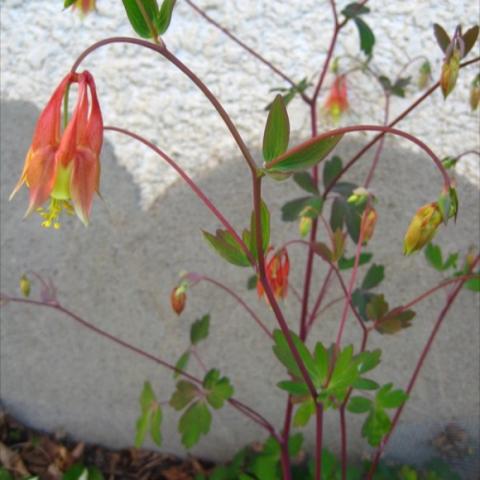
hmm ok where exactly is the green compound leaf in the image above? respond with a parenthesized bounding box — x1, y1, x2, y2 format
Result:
(155, 0, 176, 35)
(361, 264, 385, 290)
(347, 396, 372, 413)
(277, 380, 310, 396)
(375, 307, 416, 335)
(122, 0, 160, 39)
(179, 401, 212, 448)
(425, 242, 443, 270)
(362, 405, 391, 446)
(265, 134, 343, 174)
(353, 17, 375, 56)
(377, 383, 408, 409)
(190, 314, 210, 345)
(281, 196, 323, 222)
(169, 380, 198, 410)
(263, 94, 290, 162)
(203, 229, 251, 267)
(293, 172, 319, 194)
(173, 351, 190, 378)
(338, 252, 373, 270)
(203, 369, 234, 409)
(323, 155, 343, 189)
(150, 405, 163, 446)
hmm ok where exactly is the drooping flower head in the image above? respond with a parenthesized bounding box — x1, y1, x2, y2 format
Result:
(10, 71, 103, 227)
(324, 75, 349, 123)
(257, 248, 290, 302)
(69, 0, 96, 16)
(403, 202, 443, 255)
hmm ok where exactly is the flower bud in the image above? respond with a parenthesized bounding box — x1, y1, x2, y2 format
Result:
(257, 248, 290, 302)
(361, 206, 378, 244)
(403, 202, 443, 255)
(171, 285, 187, 315)
(440, 51, 461, 98)
(20, 274, 31, 298)
(299, 215, 312, 238)
(470, 74, 480, 111)
(418, 60, 432, 89)
(347, 187, 370, 206)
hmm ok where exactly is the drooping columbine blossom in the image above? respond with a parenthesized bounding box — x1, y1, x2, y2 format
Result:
(10, 71, 103, 227)
(70, 0, 96, 16)
(324, 75, 349, 123)
(257, 248, 290, 301)
(403, 202, 442, 255)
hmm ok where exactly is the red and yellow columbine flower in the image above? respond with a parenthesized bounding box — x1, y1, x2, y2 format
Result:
(403, 202, 442, 255)
(69, 0, 96, 16)
(10, 71, 103, 228)
(324, 75, 349, 123)
(257, 248, 290, 301)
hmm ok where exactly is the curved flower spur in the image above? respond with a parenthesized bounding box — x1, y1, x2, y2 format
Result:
(10, 71, 103, 228)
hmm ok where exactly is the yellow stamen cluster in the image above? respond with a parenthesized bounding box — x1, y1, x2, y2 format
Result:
(37, 198, 74, 229)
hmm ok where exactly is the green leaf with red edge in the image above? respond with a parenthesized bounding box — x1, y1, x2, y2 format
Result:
(265, 135, 343, 174)
(366, 294, 389, 321)
(154, 0, 176, 34)
(433, 23, 451, 53)
(263, 94, 290, 162)
(203, 229, 251, 267)
(169, 380, 198, 410)
(462, 25, 479, 57)
(122, 0, 160, 39)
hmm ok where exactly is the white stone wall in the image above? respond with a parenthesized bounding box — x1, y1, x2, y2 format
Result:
(1, 0, 479, 209)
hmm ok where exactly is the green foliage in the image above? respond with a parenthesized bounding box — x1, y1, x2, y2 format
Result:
(281, 196, 324, 222)
(63, 464, 104, 480)
(170, 370, 233, 448)
(247, 274, 258, 290)
(156, 0, 177, 35)
(338, 252, 373, 270)
(0, 469, 13, 480)
(122, 0, 160, 38)
(323, 156, 343, 189)
(179, 401, 212, 448)
(349, 383, 407, 446)
(293, 172, 319, 194)
(265, 135, 343, 175)
(245, 201, 270, 260)
(263, 95, 290, 162)
(329, 192, 365, 243)
(424, 243, 458, 271)
(135, 381, 163, 448)
(341, 2, 370, 18)
(265, 78, 311, 110)
(174, 351, 190, 378)
(361, 264, 385, 290)
(433, 24, 450, 52)
(64, 0, 76, 8)
(353, 17, 375, 56)
(191, 314, 210, 345)
(464, 275, 480, 292)
(378, 75, 411, 97)
(203, 229, 251, 267)
(364, 295, 416, 334)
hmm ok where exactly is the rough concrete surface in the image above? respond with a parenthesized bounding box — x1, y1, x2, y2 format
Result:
(1, 0, 479, 208)
(1, 98, 479, 474)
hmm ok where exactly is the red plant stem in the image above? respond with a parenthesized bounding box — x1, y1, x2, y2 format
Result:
(315, 403, 324, 480)
(369, 274, 479, 331)
(304, 267, 334, 338)
(335, 219, 366, 350)
(71, 37, 257, 174)
(104, 126, 254, 265)
(367, 255, 480, 476)
(323, 55, 480, 197)
(189, 274, 272, 339)
(4, 296, 278, 438)
(280, 440, 293, 480)
(364, 92, 390, 188)
(252, 177, 317, 398)
(184, 0, 309, 103)
(190, 347, 208, 372)
(281, 396, 294, 480)
(266, 124, 451, 189)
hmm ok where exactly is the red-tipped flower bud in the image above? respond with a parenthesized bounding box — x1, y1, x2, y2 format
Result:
(171, 285, 187, 315)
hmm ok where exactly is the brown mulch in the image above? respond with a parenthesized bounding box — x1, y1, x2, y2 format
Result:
(0, 410, 213, 480)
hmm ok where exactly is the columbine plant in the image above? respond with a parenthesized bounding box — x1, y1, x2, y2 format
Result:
(2, 1, 479, 479)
